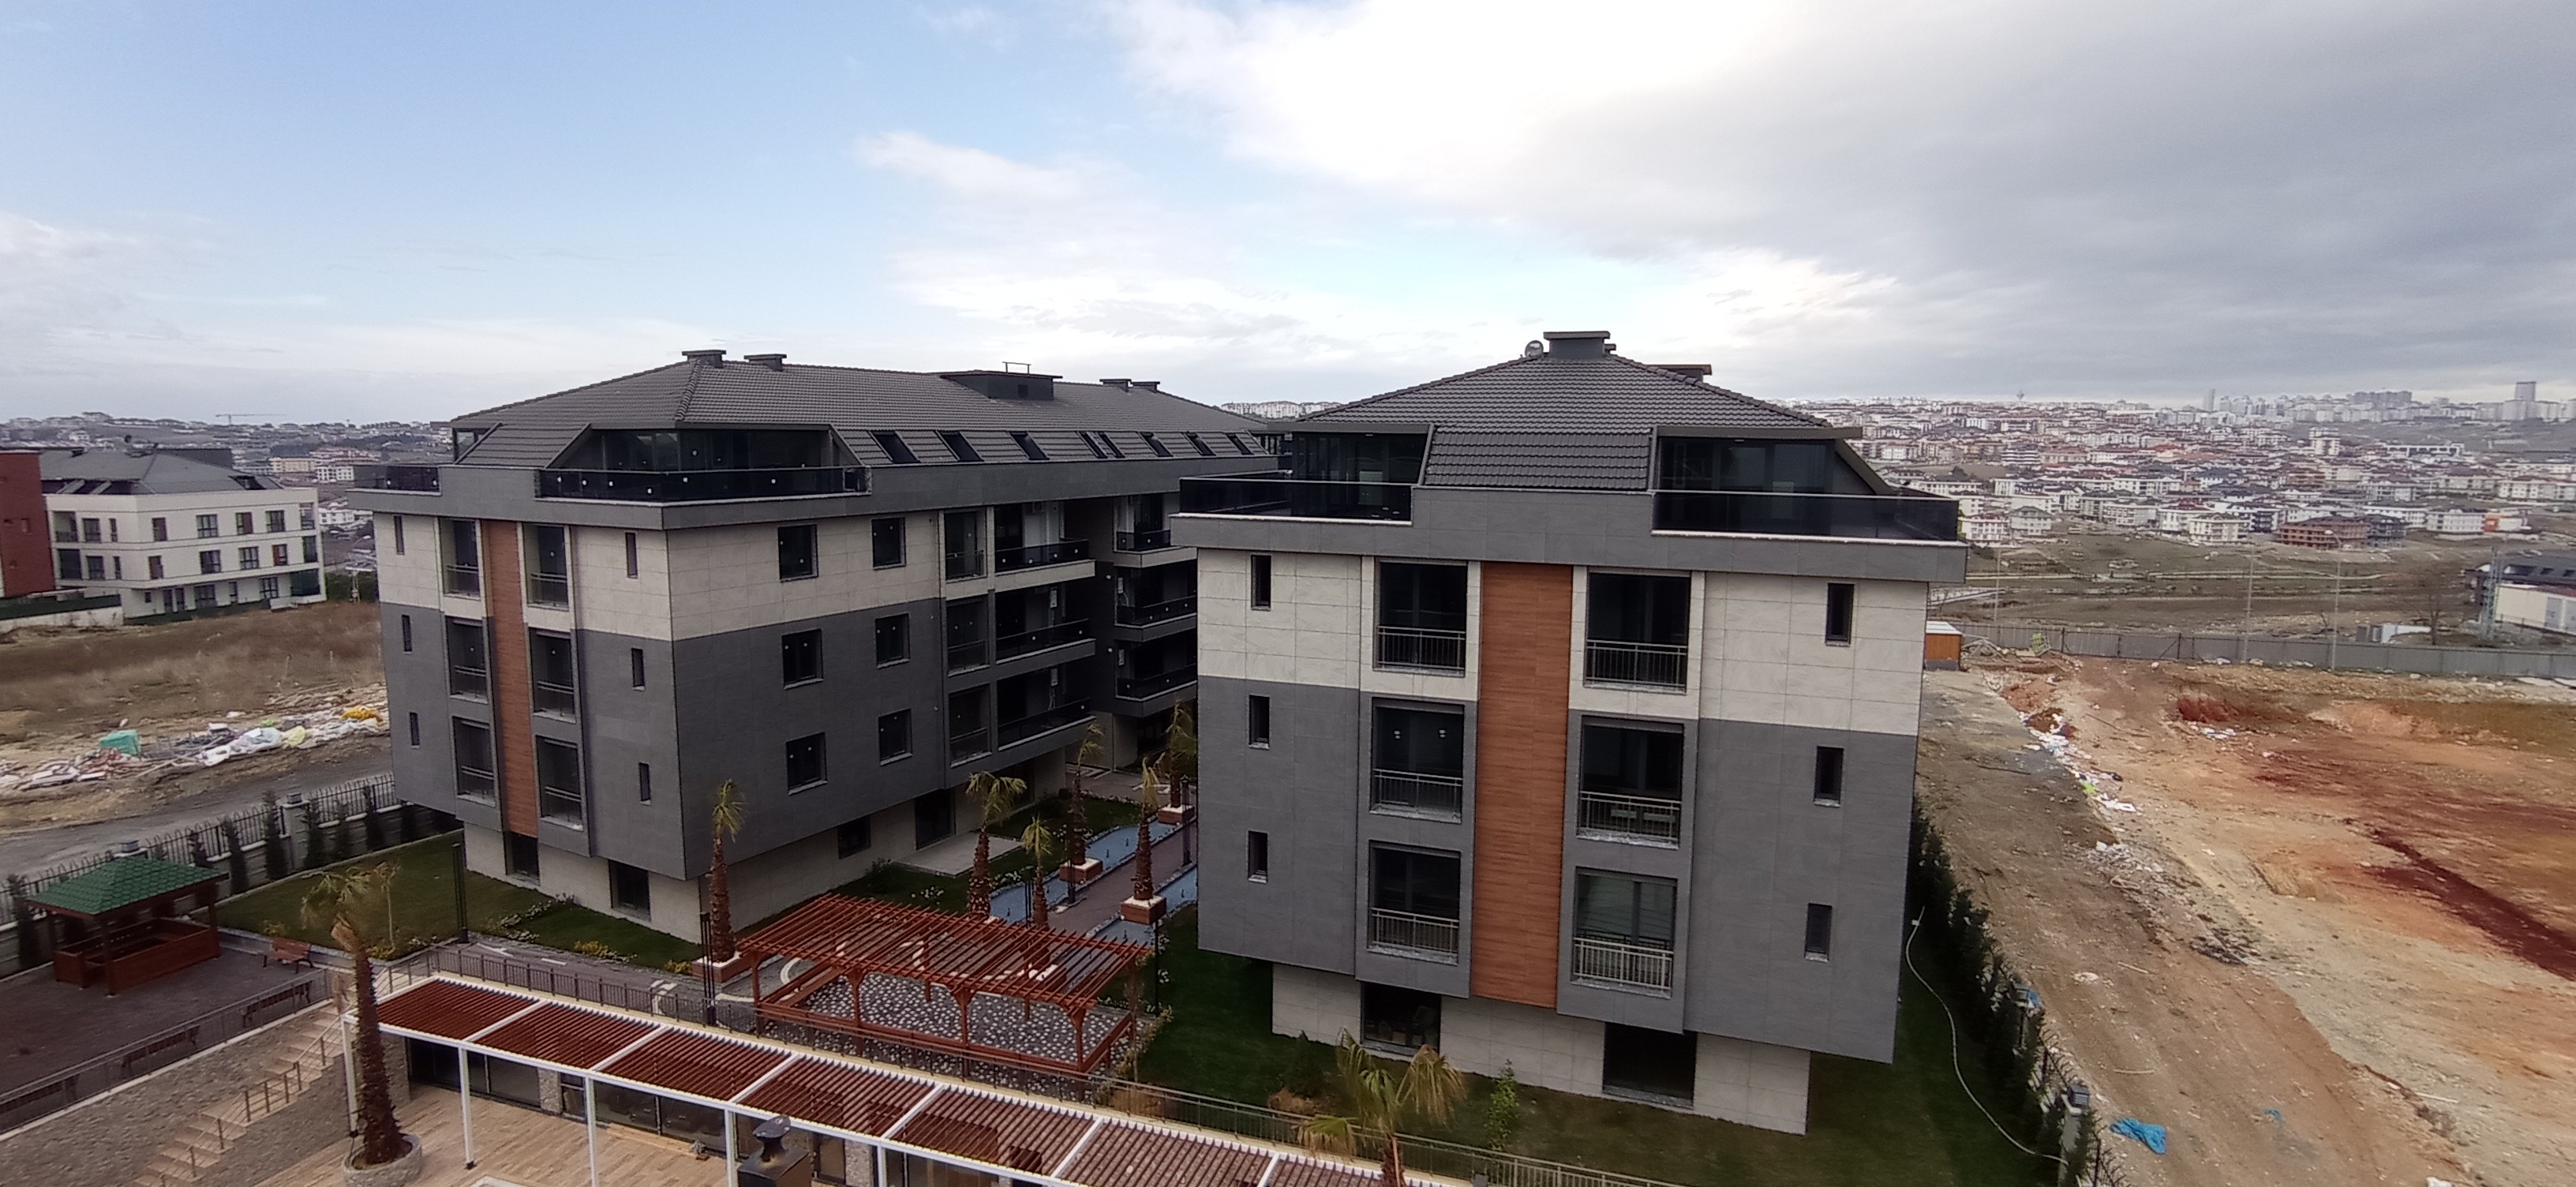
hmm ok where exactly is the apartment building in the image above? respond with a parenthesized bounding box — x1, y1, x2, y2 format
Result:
(0, 451, 52, 597)
(1181, 331, 1965, 1133)
(348, 350, 1264, 940)
(38, 447, 324, 616)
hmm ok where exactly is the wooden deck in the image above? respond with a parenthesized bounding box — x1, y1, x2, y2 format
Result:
(252, 1088, 728, 1187)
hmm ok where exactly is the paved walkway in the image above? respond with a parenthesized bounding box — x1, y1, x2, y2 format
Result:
(0, 945, 314, 1099)
(996, 818, 1195, 937)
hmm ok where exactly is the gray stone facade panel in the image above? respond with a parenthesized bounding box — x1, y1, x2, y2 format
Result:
(1198, 674, 1361, 975)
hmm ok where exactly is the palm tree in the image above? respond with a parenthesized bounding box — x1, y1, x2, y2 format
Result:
(1019, 821, 1056, 931)
(1130, 765, 1161, 902)
(964, 771, 1027, 918)
(301, 863, 409, 1170)
(1060, 724, 1106, 889)
(1298, 1035, 1466, 1187)
(1162, 701, 1200, 813)
(704, 781, 745, 967)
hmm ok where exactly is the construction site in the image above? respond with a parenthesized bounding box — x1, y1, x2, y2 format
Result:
(1919, 650, 2576, 1186)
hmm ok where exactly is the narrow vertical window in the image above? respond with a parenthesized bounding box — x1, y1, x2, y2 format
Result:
(1249, 554, 1273, 609)
(391, 515, 405, 555)
(400, 614, 413, 652)
(1804, 904, 1835, 959)
(624, 531, 639, 578)
(1248, 695, 1272, 747)
(637, 762, 653, 803)
(1824, 582, 1855, 644)
(1247, 831, 1271, 882)
(406, 713, 420, 747)
(1813, 746, 1845, 804)
(629, 647, 646, 689)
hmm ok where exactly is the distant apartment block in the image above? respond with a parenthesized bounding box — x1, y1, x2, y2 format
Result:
(348, 350, 1264, 939)
(1181, 331, 1966, 1133)
(38, 447, 324, 616)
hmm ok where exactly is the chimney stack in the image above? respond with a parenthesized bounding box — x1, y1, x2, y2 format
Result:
(681, 349, 726, 367)
(1541, 330, 1613, 360)
(743, 354, 788, 371)
(1653, 363, 1713, 383)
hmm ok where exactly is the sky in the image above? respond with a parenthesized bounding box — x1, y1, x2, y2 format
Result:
(2, 0, 2571, 422)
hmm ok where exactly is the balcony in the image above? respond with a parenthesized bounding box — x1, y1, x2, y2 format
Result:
(1369, 769, 1464, 819)
(525, 574, 570, 608)
(1572, 936, 1675, 993)
(354, 464, 441, 492)
(1114, 528, 1174, 552)
(456, 766, 496, 803)
(443, 564, 482, 597)
(998, 701, 1091, 747)
(532, 680, 577, 717)
(1367, 908, 1460, 962)
(945, 638, 988, 674)
(948, 727, 990, 763)
(1583, 640, 1688, 689)
(945, 550, 984, 581)
(1375, 626, 1466, 673)
(1118, 666, 1199, 701)
(994, 539, 1091, 572)
(447, 665, 489, 700)
(1113, 595, 1196, 627)
(536, 466, 867, 502)
(1576, 791, 1683, 844)
(1652, 489, 1958, 541)
(1179, 476, 1412, 522)
(995, 619, 1090, 661)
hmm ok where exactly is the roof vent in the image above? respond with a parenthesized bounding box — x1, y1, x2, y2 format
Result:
(1541, 330, 1612, 359)
(743, 353, 787, 371)
(681, 349, 726, 367)
(942, 370, 1058, 401)
(1655, 363, 1713, 382)
(1133, 380, 1160, 392)
(1523, 340, 1544, 358)
(1099, 378, 1133, 391)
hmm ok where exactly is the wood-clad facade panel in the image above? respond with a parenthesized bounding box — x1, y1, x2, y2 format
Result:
(1469, 561, 1571, 1008)
(481, 521, 539, 837)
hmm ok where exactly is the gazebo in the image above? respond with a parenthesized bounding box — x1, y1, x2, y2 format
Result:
(31, 856, 223, 994)
(742, 896, 1151, 1079)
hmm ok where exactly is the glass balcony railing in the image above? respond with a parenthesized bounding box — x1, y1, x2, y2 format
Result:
(354, 464, 441, 492)
(531, 680, 578, 717)
(443, 565, 482, 597)
(1583, 640, 1688, 689)
(1114, 528, 1174, 552)
(536, 467, 867, 502)
(995, 619, 1090, 660)
(1179, 476, 1412, 522)
(1576, 791, 1683, 844)
(948, 727, 990, 763)
(1652, 489, 1958, 541)
(1113, 595, 1196, 627)
(1367, 908, 1460, 961)
(993, 540, 1091, 572)
(1118, 667, 1198, 700)
(998, 701, 1091, 746)
(1369, 769, 1464, 818)
(1572, 936, 1674, 992)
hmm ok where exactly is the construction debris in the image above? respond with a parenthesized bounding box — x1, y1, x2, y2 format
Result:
(0, 698, 388, 796)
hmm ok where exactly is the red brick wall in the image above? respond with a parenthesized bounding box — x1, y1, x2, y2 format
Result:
(1470, 562, 1573, 1008)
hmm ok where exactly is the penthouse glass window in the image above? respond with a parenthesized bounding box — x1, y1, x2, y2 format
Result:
(1578, 722, 1684, 844)
(1586, 572, 1688, 689)
(1367, 844, 1461, 960)
(446, 618, 489, 698)
(1654, 437, 1869, 494)
(451, 720, 496, 802)
(1288, 432, 1425, 484)
(572, 428, 833, 471)
(524, 525, 570, 605)
(1374, 562, 1466, 673)
(777, 524, 818, 581)
(1371, 705, 1464, 818)
(529, 630, 577, 716)
(535, 740, 584, 825)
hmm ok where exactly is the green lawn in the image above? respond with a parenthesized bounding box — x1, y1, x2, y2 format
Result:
(1139, 912, 2052, 1187)
(216, 833, 702, 969)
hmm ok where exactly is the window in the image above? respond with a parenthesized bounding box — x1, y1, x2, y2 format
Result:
(623, 531, 638, 578)
(1139, 432, 1174, 458)
(1361, 983, 1440, 1051)
(266, 510, 287, 533)
(1603, 1025, 1696, 1103)
(943, 510, 983, 580)
(51, 511, 74, 542)
(1245, 830, 1270, 881)
(608, 862, 650, 915)
(235, 511, 255, 536)
(391, 516, 405, 554)
(1183, 432, 1215, 456)
(1813, 746, 1845, 804)
(1075, 432, 1106, 459)
(1585, 572, 1689, 688)
(56, 549, 79, 581)
(151, 517, 168, 542)
(785, 732, 827, 789)
(629, 647, 646, 689)
(946, 687, 988, 759)
(444, 519, 481, 596)
(503, 833, 540, 879)
(1578, 723, 1685, 842)
(535, 739, 584, 824)
(299, 506, 314, 530)
(1248, 695, 1271, 747)
(530, 631, 577, 715)
(944, 597, 987, 672)
(637, 762, 653, 803)
(777, 524, 818, 581)
(271, 543, 290, 567)
(1226, 432, 1254, 455)
(1375, 562, 1468, 672)
(837, 817, 872, 858)
(446, 618, 489, 698)
(524, 525, 570, 605)
(1372, 705, 1465, 818)
(452, 720, 496, 801)
(1804, 904, 1835, 959)
(1009, 432, 1047, 461)
(400, 614, 413, 652)
(913, 789, 955, 847)
(198, 549, 223, 575)
(238, 546, 261, 570)
(878, 710, 912, 761)
(871, 431, 920, 464)
(84, 556, 105, 581)
(871, 517, 905, 567)
(1368, 844, 1462, 958)
(1824, 582, 1855, 644)
(1093, 431, 1125, 459)
(874, 613, 910, 665)
(196, 514, 219, 539)
(406, 712, 420, 747)
(1575, 872, 1679, 990)
(143, 555, 162, 581)
(938, 430, 981, 462)
(301, 536, 318, 564)
(1249, 554, 1272, 609)
(77, 518, 100, 542)
(781, 629, 822, 685)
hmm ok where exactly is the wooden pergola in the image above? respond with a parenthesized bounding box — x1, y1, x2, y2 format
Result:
(31, 856, 223, 994)
(742, 896, 1151, 1077)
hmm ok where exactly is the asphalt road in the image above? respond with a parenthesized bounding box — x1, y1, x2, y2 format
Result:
(0, 746, 393, 876)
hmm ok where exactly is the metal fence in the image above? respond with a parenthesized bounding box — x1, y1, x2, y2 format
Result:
(1955, 620, 2576, 679)
(0, 971, 325, 1136)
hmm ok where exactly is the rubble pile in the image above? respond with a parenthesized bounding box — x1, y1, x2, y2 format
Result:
(0, 702, 387, 796)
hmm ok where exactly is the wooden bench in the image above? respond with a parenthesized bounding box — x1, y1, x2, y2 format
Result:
(264, 938, 314, 969)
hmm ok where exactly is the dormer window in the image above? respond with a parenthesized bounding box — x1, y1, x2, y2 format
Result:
(1184, 432, 1215, 457)
(1093, 432, 1126, 459)
(1140, 432, 1174, 459)
(1079, 433, 1108, 459)
(938, 432, 980, 462)
(1011, 432, 1047, 461)
(872, 432, 919, 464)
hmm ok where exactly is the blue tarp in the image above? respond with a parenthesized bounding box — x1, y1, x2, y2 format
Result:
(2111, 1118, 2168, 1155)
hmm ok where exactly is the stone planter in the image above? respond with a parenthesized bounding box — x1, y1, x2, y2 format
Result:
(1155, 803, 1194, 826)
(344, 1135, 422, 1187)
(1121, 895, 1167, 925)
(1060, 857, 1103, 885)
(695, 951, 754, 983)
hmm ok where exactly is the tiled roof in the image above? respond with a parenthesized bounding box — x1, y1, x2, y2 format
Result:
(38, 449, 275, 495)
(1418, 430, 1652, 491)
(31, 857, 219, 916)
(1306, 352, 1829, 432)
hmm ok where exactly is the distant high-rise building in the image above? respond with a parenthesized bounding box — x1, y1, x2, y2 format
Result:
(2514, 380, 2538, 403)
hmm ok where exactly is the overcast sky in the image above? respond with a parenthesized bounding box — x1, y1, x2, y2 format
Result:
(3, 1, 2570, 421)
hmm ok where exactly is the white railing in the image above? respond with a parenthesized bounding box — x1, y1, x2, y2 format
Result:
(1583, 640, 1688, 688)
(1572, 936, 1674, 992)
(1367, 908, 1460, 960)
(1576, 791, 1683, 843)
(1369, 769, 1463, 818)
(1375, 626, 1466, 672)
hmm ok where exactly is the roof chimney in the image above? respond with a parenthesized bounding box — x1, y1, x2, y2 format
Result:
(681, 349, 726, 367)
(1099, 378, 1133, 391)
(1654, 363, 1713, 382)
(743, 353, 788, 371)
(1541, 330, 1613, 360)
(1133, 380, 1160, 392)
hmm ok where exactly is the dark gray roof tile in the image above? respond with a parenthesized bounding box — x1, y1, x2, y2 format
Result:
(1307, 353, 1827, 432)
(1420, 430, 1651, 490)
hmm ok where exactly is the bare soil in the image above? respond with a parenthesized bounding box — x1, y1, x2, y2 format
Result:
(1919, 658, 2576, 1186)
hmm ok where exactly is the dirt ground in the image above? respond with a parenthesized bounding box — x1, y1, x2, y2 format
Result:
(1919, 658, 2576, 1186)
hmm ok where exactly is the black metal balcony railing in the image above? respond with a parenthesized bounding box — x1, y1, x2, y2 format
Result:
(995, 619, 1091, 660)
(455, 766, 496, 802)
(1118, 666, 1199, 700)
(1115, 528, 1174, 552)
(447, 665, 489, 699)
(1375, 626, 1466, 673)
(1652, 489, 1959, 541)
(998, 701, 1091, 746)
(535, 466, 867, 503)
(531, 680, 578, 717)
(443, 564, 482, 597)
(993, 539, 1091, 572)
(948, 727, 990, 762)
(1583, 640, 1689, 689)
(1370, 769, 1464, 818)
(355, 464, 442, 492)
(1179, 476, 1413, 522)
(1114, 595, 1196, 627)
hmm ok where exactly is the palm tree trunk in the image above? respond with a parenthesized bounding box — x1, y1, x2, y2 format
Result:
(968, 826, 993, 917)
(1380, 1132, 1406, 1187)
(705, 832, 736, 964)
(1028, 871, 1050, 930)
(1131, 811, 1154, 901)
(347, 943, 406, 1166)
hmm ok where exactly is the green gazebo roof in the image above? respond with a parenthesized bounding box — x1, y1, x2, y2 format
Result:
(30, 856, 219, 917)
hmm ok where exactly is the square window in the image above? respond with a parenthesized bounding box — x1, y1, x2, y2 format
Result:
(837, 817, 873, 858)
(503, 833, 540, 879)
(874, 614, 911, 665)
(1804, 903, 1834, 959)
(872, 517, 906, 567)
(199, 549, 222, 575)
(777, 524, 818, 581)
(196, 514, 219, 538)
(1813, 746, 1845, 804)
(1602, 1025, 1696, 1103)
(1248, 695, 1271, 747)
(878, 710, 912, 762)
(238, 546, 260, 569)
(781, 629, 822, 685)
(786, 732, 828, 788)
(1245, 830, 1269, 881)
(1249, 554, 1272, 609)
(608, 862, 651, 914)
(1360, 983, 1440, 1050)
(1824, 582, 1855, 644)
(266, 510, 287, 533)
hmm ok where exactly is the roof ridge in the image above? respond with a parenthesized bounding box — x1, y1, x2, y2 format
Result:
(675, 358, 707, 422)
(453, 361, 695, 423)
(1299, 353, 1547, 421)
(1603, 355, 1829, 425)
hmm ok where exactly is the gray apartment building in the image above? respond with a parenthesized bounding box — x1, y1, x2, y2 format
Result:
(1181, 331, 1964, 1133)
(350, 350, 1263, 939)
